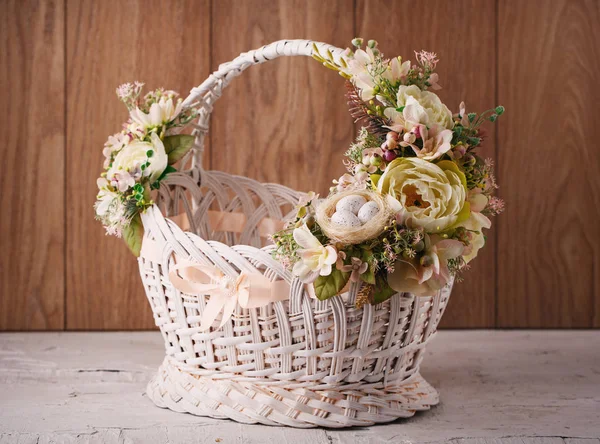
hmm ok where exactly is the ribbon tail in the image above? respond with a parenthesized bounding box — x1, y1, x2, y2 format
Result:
(218, 294, 238, 329)
(199, 291, 227, 331)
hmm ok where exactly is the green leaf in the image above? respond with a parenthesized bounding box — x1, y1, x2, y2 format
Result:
(360, 266, 376, 285)
(163, 135, 195, 165)
(373, 275, 397, 304)
(313, 268, 350, 301)
(359, 250, 376, 285)
(122, 214, 144, 257)
(152, 165, 177, 189)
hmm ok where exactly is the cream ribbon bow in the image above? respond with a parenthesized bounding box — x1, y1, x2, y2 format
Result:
(169, 263, 290, 331)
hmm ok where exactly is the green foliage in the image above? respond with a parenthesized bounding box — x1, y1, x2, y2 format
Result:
(373, 274, 396, 303)
(122, 213, 144, 256)
(163, 135, 195, 165)
(314, 268, 351, 301)
(151, 165, 177, 189)
(345, 127, 383, 165)
(359, 249, 376, 285)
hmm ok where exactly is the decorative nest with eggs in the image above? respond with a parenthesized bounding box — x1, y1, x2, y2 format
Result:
(271, 39, 505, 305)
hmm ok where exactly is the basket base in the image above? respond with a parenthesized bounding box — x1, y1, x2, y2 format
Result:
(146, 358, 439, 428)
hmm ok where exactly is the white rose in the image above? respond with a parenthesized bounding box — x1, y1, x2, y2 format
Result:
(378, 158, 469, 233)
(396, 85, 453, 130)
(108, 133, 168, 186)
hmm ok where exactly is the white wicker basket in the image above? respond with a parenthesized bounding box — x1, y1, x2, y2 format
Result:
(137, 40, 453, 428)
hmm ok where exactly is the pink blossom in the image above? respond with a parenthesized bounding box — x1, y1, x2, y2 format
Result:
(333, 172, 368, 192)
(414, 50, 439, 70)
(401, 124, 453, 161)
(337, 254, 369, 282)
(387, 235, 464, 296)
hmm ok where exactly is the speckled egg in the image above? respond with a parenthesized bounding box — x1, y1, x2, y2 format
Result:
(331, 210, 362, 227)
(336, 195, 367, 215)
(357, 201, 380, 224)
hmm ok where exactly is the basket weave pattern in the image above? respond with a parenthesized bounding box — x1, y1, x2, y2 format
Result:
(138, 40, 453, 428)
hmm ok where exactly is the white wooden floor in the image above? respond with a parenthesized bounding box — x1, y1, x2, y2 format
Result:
(0, 331, 598, 444)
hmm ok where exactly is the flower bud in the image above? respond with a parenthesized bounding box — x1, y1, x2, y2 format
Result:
(403, 132, 416, 144)
(386, 138, 398, 150)
(370, 155, 383, 167)
(465, 154, 477, 166)
(383, 150, 397, 162)
(351, 38, 363, 48)
(413, 240, 425, 252)
(386, 131, 399, 142)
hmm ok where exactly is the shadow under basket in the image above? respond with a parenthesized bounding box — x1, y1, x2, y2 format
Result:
(137, 39, 454, 428)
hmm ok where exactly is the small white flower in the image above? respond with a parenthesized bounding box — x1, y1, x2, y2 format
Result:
(102, 132, 129, 168)
(292, 225, 338, 283)
(95, 187, 119, 218)
(343, 47, 378, 100)
(130, 97, 183, 128)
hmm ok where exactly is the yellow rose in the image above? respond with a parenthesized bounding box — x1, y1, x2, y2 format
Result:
(396, 85, 454, 130)
(378, 158, 469, 233)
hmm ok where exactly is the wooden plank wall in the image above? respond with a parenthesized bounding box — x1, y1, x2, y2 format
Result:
(0, 0, 598, 330)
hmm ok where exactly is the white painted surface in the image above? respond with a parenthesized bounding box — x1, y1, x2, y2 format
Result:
(0, 331, 598, 443)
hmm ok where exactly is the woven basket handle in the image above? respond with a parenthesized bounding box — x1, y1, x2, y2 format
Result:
(181, 39, 346, 170)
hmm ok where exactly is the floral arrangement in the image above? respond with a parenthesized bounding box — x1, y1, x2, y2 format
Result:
(95, 83, 199, 255)
(272, 39, 505, 304)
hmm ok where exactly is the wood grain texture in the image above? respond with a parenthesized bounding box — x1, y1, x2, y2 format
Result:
(357, 0, 498, 327)
(497, 0, 600, 327)
(209, 0, 354, 197)
(0, 0, 65, 330)
(65, 0, 210, 329)
(1, 1, 599, 330)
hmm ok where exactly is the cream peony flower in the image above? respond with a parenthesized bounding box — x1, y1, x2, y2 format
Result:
(107, 133, 168, 189)
(388, 235, 464, 296)
(395, 85, 453, 130)
(378, 158, 469, 233)
(292, 225, 338, 283)
(130, 97, 183, 129)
